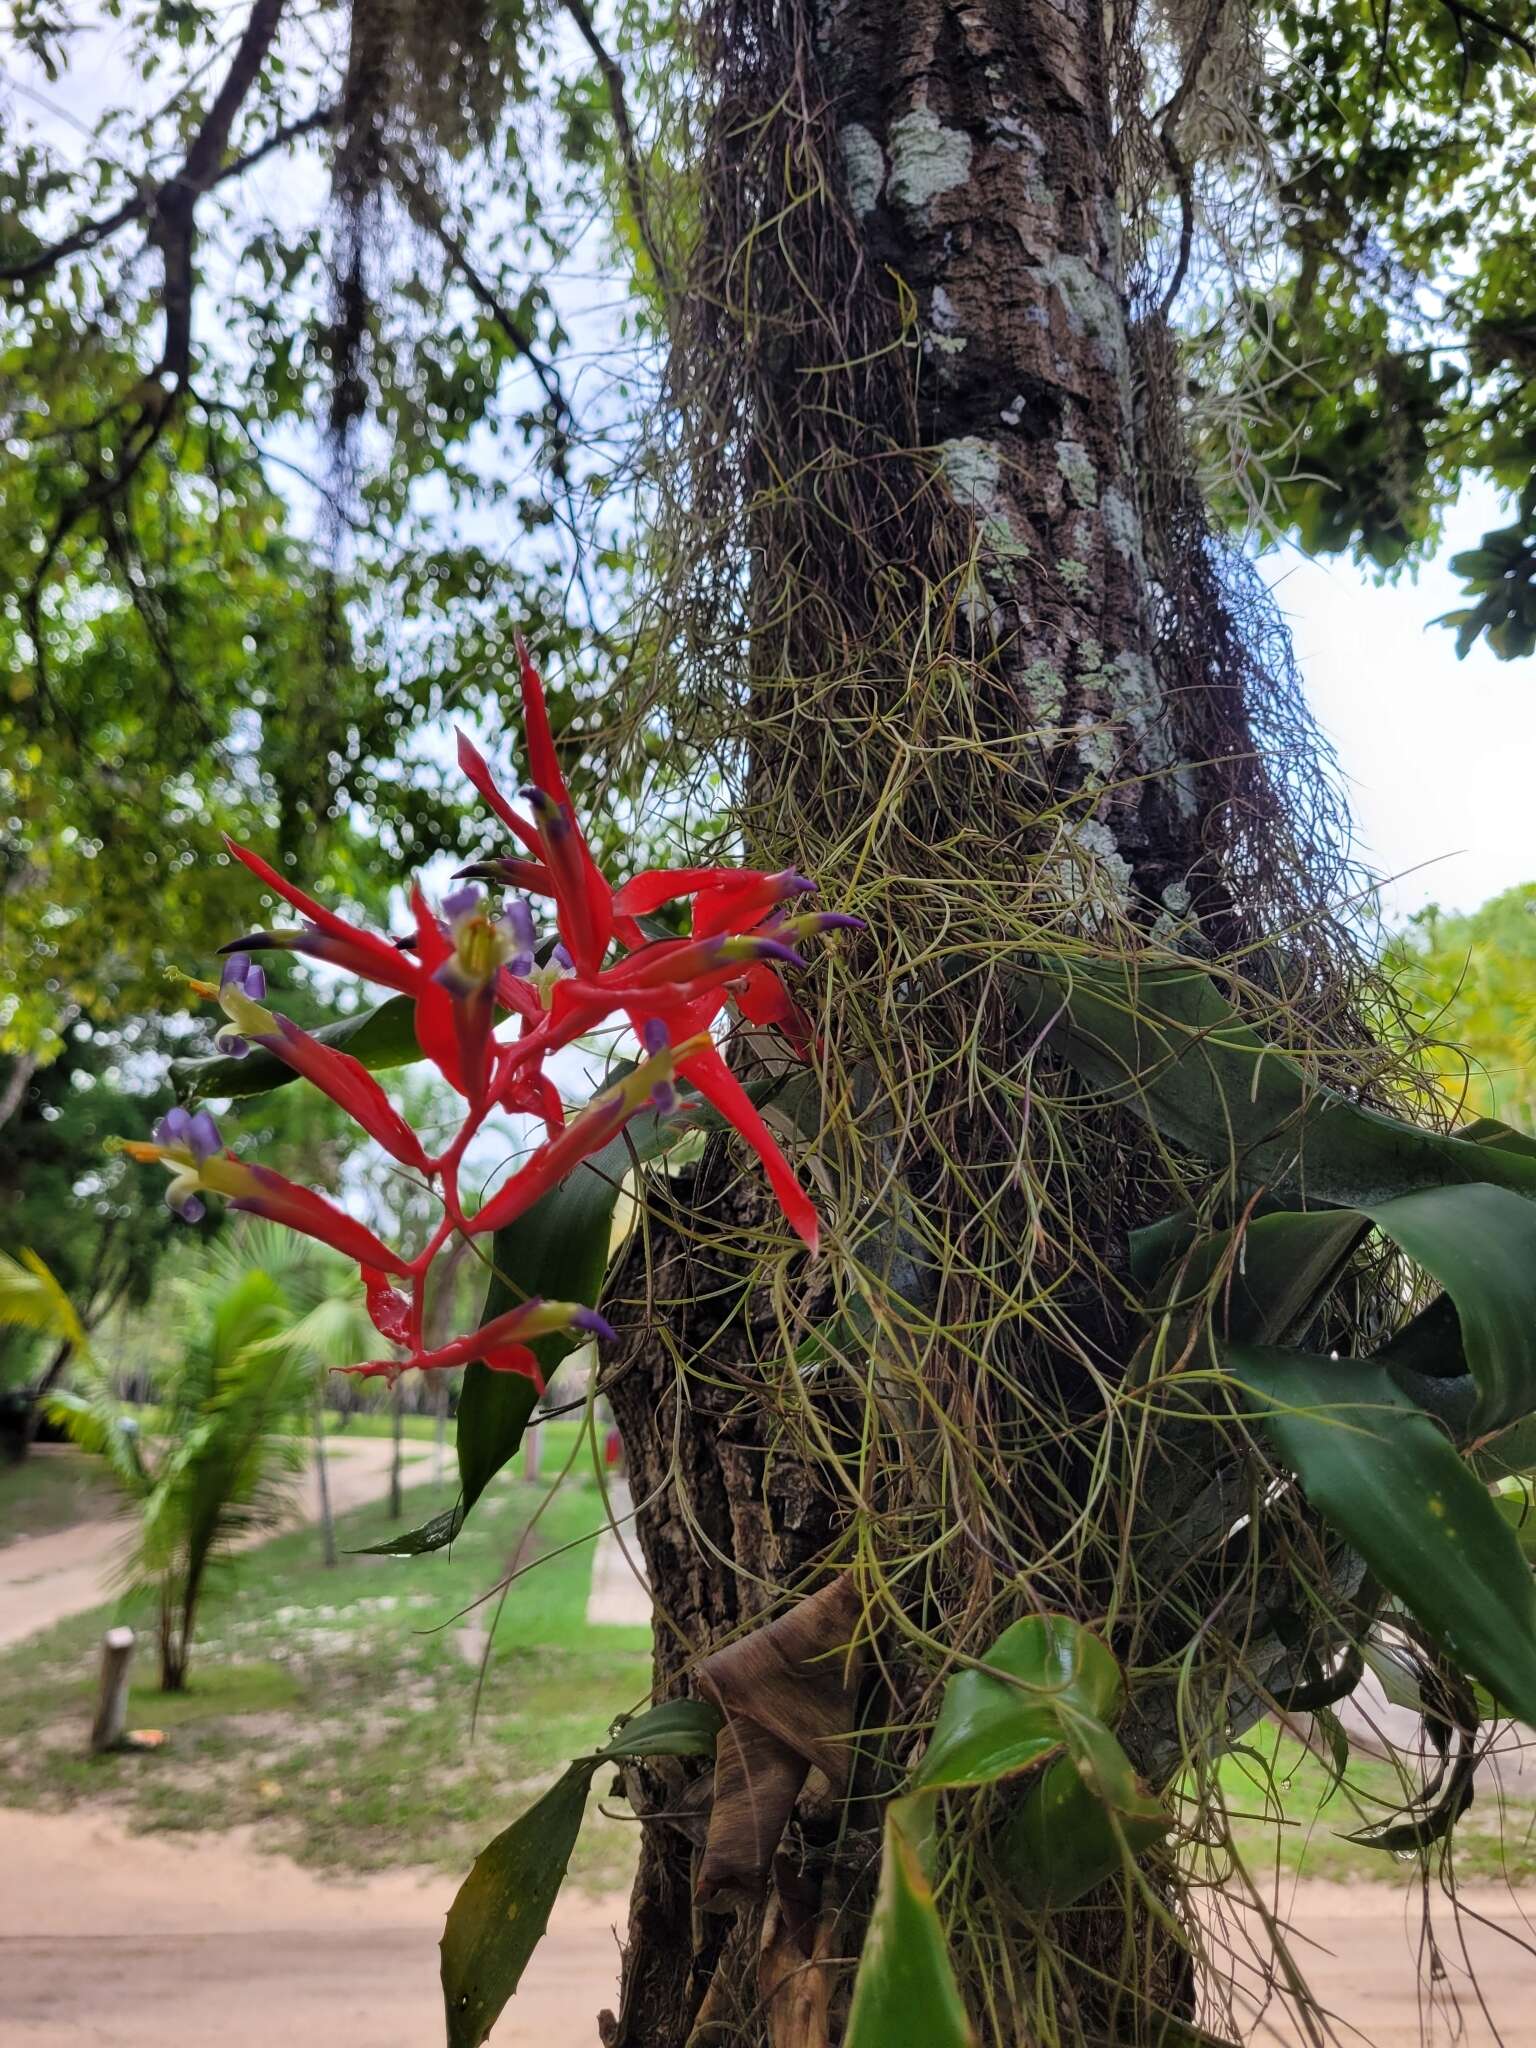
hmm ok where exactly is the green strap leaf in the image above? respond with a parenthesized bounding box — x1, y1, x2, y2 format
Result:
(1230, 1345, 1536, 1725)
(1002, 1722, 1170, 1911)
(441, 1764, 593, 2048)
(172, 994, 421, 1103)
(1363, 1184, 1536, 1435)
(846, 1795, 976, 2048)
(1015, 959, 1536, 1207)
(910, 1616, 1122, 1792)
(440, 1698, 720, 2047)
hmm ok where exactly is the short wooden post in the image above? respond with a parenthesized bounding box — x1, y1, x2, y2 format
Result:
(90, 1626, 136, 1754)
(522, 1409, 543, 1484)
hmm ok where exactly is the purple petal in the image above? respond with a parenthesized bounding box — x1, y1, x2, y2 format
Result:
(170, 1191, 206, 1224)
(187, 1110, 222, 1161)
(504, 898, 536, 951)
(641, 1017, 670, 1056)
(648, 1080, 678, 1115)
(245, 963, 267, 999)
(154, 1106, 192, 1148)
(220, 953, 251, 989)
(571, 1307, 616, 1343)
(216, 1032, 250, 1060)
(551, 942, 573, 971)
(442, 883, 481, 924)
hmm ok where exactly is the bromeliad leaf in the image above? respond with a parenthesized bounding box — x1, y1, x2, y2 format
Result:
(910, 1616, 1121, 1791)
(1015, 958, 1536, 1207)
(440, 1700, 721, 2048)
(846, 1795, 976, 2048)
(1230, 1346, 1536, 1725)
(1362, 1184, 1536, 1435)
(441, 1763, 591, 2048)
(172, 994, 421, 1103)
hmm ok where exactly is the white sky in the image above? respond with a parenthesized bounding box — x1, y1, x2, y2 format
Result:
(1266, 481, 1529, 924)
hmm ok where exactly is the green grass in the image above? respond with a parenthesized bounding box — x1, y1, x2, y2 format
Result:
(0, 1447, 122, 1543)
(1215, 1721, 1536, 1887)
(0, 1447, 649, 1887)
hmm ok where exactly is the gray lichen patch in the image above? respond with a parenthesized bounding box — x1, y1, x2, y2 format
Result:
(1058, 557, 1090, 597)
(1019, 658, 1065, 725)
(937, 436, 1001, 515)
(1066, 819, 1134, 911)
(838, 123, 886, 221)
(1100, 486, 1146, 565)
(926, 284, 967, 357)
(886, 111, 972, 213)
(1055, 439, 1098, 507)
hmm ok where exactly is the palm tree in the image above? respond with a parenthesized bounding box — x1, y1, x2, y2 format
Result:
(52, 1238, 313, 1690)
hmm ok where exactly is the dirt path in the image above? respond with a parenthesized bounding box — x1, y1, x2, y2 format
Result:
(2, 1806, 1533, 2046)
(0, 1436, 430, 1649)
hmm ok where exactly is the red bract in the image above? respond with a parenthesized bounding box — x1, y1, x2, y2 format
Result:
(131, 637, 861, 1388)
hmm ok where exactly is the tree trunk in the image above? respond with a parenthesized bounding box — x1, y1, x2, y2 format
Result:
(603, 0, 1348, 2041)
(314, 1387, 339, 1569)
(389, 1378, 405, 1520)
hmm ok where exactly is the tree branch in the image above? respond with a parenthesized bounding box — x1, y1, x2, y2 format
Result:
(557, 0, 673, 300)
(383, 148, 570, 419)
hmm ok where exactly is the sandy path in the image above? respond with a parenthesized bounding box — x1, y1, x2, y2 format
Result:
(0, 1807, 622, 2046)
(0, 1437, 430, 1649)
(3, 1808, 1534, 2046)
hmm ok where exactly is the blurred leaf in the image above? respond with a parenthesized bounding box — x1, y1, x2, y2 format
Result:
(846, 1794, 976, 2048)
(441, 1699, 719, 2046)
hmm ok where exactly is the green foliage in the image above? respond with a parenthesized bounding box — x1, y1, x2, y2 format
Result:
(439, 1700, 722, 2048)
(0, 1024, 180, 1384)
(846, 1797, 976, 2048)
(1387, 885, 1536, 1129)
(1029, 949, 1536, 1858)
(1187, 2, 1536, 652)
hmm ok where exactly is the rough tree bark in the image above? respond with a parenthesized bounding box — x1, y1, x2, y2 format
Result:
(602, 0, 1292, 2041)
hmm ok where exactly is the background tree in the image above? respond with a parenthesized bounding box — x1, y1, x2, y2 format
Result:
(1388, 884, 1536, 1130)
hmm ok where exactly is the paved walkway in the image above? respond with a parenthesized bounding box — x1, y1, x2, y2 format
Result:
(0, 1437, 428, 1648)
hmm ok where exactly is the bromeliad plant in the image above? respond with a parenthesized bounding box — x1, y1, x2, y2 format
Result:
(127, 639, 857, 1416)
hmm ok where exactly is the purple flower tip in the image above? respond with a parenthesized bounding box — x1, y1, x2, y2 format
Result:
(777, 872, 818, 897)
(755, 937, 805, 968)
(187, 1109, 222, 1160)
(641, 1017, 670, 1056)
(170, 1192, 206, 1224)
(154, 1106, 193, 1148)
(220, 952, 251, 988)
(551, 942, 574, 971)
(504, 898, 536, 950)
(571, 1307, 616, 1343)
(442, 883, 481, 924)
(247, 963, 267, 999)
(649, 1079, 678, 1115)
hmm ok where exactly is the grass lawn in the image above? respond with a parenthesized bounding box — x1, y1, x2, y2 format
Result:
(0, 1450, 649, 1888)
(1215, 1720, 1536, 1888)
(1, 1447, 123, 1544)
